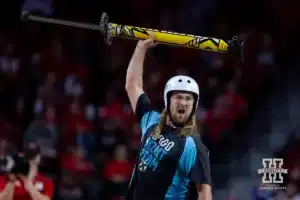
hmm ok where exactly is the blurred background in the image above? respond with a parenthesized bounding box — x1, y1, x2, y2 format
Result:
(1, 0, 300, 199)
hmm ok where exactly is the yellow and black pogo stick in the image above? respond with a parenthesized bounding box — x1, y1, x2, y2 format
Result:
(21, 11, 244, 59)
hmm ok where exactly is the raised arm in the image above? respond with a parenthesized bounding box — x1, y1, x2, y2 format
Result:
(125, 32, 156, 113)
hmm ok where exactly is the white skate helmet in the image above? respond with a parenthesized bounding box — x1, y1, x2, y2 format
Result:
(163, 75, 199, 114)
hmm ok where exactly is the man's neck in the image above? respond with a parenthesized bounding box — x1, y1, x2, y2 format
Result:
(28, 164, 38, 179)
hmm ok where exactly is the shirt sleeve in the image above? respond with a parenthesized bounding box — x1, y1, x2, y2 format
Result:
(190, 136, 211, 185)
(0, 176, 7, 192)
(135, 93, 160, 136)
(179, 136, 211, 185)
(43, 177, 54, 198)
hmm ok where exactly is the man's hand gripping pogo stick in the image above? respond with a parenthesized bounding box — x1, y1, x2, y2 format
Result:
(21, 11, 244, 60)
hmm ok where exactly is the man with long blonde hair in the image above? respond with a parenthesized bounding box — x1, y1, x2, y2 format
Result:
(125, 32, 212, 200)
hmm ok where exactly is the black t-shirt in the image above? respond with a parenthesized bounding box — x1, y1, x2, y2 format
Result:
(128, 93, 211, 200)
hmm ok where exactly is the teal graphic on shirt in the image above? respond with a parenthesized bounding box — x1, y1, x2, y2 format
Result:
(139, 134, 175, 171)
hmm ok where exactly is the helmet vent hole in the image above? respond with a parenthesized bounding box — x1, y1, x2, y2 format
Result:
(178, 79, 182, 82)
(187, 80, 191, 83)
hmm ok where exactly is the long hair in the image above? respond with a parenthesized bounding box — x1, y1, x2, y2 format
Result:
(154, 108, 198, 137)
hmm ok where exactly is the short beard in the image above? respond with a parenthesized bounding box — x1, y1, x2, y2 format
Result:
(167, 113, 188, 128)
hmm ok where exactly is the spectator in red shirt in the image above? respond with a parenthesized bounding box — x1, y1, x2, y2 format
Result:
(64, 98, 93, 133)
(0, 141, 54, 200)
(61, 146, 94, 181)
(99, 89, 125, 120)
(204, 81, 247, 143)
(57, 170, 84, 200)
(103, 145, 133, 182)
(103, 144, 133, 199)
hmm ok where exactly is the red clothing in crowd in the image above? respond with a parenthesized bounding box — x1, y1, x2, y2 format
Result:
(99, 102, 136, 133)
(205, 109, 233, 142)
(205, 91, 247, 143)
(103, 160, 133, 181)
(63, 102, 93, 134)
(61, 154, 93, 179)
(99, 102, 124, 119)
(65, 114, 93, 133)
(0, 174, 54, 200)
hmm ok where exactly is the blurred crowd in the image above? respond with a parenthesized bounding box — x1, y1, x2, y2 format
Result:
(1, 0, 300, 199)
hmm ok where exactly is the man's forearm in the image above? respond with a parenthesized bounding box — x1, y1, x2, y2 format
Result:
(198, 192, 212, 200)
(197, 184, 212, 200)
(0, 182, 15, 200)
(125, 45, 147, 89)
(26, 183, 50, 200)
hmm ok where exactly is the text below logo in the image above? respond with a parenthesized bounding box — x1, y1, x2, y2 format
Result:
(257, 158, 288, 190)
